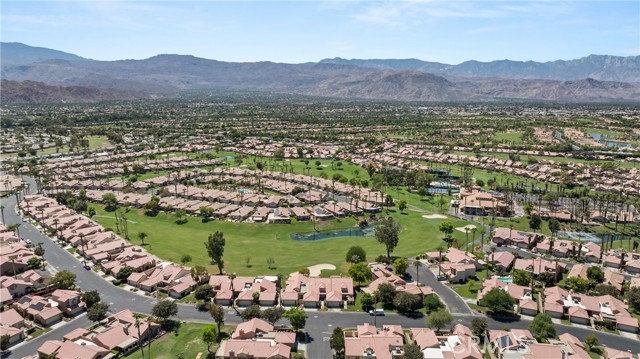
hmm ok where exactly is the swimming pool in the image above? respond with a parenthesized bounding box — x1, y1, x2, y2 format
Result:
(497, 277, 513, 283)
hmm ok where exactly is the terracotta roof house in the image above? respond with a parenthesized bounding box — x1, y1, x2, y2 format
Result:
(568, 264, 624, 292)
(282, 273, 354, 308)
(485, 251, 515, 274)
(15, 295, 64, 327)
(492, 227, 540, 249)
(37, 339, 111, 359)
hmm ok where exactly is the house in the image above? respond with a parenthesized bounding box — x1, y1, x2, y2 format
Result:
(15, 295, 64, 326)
(215, 318, 294, 359)
(364, 263, 433, 298)
(51, 289, 85, 316)
(477, 278, 534, 315)
(513, 257, 565, 277)
(536, 239, 575, 258)
(568, 264, 624, 292)
(281, 274, 354, 308)
(458, 190, 511, 217)
(492, 228, 540, 249)
(485, 251, 515, 274)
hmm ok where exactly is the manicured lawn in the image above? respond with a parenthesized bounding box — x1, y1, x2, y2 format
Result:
(494, 132, 523, 143)
(93, 201, 476, 277)
(124, 322, 212, 359)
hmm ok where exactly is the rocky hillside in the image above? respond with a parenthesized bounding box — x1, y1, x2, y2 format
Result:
(0, 79, 148, 104)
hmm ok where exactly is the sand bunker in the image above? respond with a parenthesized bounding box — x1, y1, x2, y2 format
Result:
(422, 214, 448, 219)
(456, 224, 477, 233)
(291, 263, 336, 277)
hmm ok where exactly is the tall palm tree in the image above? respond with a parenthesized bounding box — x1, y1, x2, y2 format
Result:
(9, 255, 18, 279)
(414, 257, 422, 285)
(437, 245, 445, 277)
(134, 314, 145, 359)
(228, 273, 238, 314)
(79, 233, 88, 268)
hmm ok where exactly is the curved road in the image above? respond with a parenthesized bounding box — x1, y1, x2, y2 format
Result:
(3, 177, 639, 358)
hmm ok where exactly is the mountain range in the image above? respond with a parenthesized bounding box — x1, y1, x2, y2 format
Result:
(2, 42, 640, 104)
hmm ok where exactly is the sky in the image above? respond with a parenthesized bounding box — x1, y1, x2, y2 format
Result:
(2, 0, 639, 64)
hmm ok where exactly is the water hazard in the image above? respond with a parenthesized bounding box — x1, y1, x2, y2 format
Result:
(290, 226, 375, 241)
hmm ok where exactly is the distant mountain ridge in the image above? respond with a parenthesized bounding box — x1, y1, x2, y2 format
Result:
(2, 42, 639, 104)
(320, 55, 640, 83)
(0, 79, 148, 104)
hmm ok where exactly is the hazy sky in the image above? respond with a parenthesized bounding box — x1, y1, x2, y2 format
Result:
(2, 1, 639, 64)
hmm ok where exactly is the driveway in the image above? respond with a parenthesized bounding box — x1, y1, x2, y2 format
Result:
(406, 260, 473, 316)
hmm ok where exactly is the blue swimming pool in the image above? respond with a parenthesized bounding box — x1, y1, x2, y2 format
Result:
(498, 277, 513, 283)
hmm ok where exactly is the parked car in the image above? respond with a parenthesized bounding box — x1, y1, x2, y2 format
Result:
(369, 309, 384, 316)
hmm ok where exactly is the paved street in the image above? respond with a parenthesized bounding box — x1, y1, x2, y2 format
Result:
(2, 176, 638, 358)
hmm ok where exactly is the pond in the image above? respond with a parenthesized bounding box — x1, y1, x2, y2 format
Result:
(290, 226, 376, 241)
(588, 133, 632, 149)
(558, 231, 623, 243)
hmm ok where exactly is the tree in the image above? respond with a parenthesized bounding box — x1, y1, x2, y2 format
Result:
(529, 214, 542, 233)
(438, 222, 454, 247)
(626, 287, 640, 312)
(398, 200, 407, 214)
(194, 284, 214, 301)
(393, 292, 422, 313)
(481, 288, 516, 314)
(402, 343, 424, 359)
(87, 302, 109, 323)
(523, 202, 534, 216)
(152, 299, 178, 322)
(427, 309, 452, 333)
(200, 207, 214, 222)
(82, 290, 101, 309)
(375, 218, 400, 259)
(240, 305, 262, 321)
(585, 334, 600, 352)
(513, 270, 532, 286)
(137, 231, 148, 246)
(587, 266, 604, 284)
(330, 327, 345, 359)
(181, 254, 192, 264)
(116, 266, 135, 281)
(548, 218, 560, 237)
(174, 209, 188, 224)
(202, 324, 217, 353)
(143, 196, 160, 216)
(348, 262, 372, 286)
(393, 258, 409, 275)
(566, 277, 590, 293)
(284, 308, 307, 332)
(471, 317, 488, 338)
(346, 246, 367, 263)
(208, 303, 225, 338)
(205, 231, 226, 274)
(592, 284, 618, 297)
(423, 295, 444, 313)
(86, 206, 96, 218)
(33, 243, 45, 268)
(27, 257, 42, 269)
(528, 313, 556, 340)
(102, 192, 118, 211)
(262, 307, 285, 325)
(51, 270, 76, 289)
(375, 283, 397, 305)
(361, 293, 375, 312)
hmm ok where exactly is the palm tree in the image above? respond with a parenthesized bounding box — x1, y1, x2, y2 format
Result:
(414, 257, 422, 285)
(228, 273, 238, 314)
(138, 232, 148, 246)
(437, 245, 445, 277)
(79, 233, 88, 268)
(0, 205, 4, 224)
(9, 255, 18, 279)
(134, 314, 145, 359)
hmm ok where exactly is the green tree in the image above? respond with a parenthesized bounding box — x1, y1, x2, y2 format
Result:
(201, 325, 217, 353)
(194, 284, 214, 301)
(424, 295, 444, 313)
(208, 303, 225, 338)
(152, 299, 178, 322)
(361, 293, 375, 312)
(513, 270, 532, 286)
(439, 222, 455, 247)
(181, 254, 192, 265)
(402, 343, 424, 359)
(471, 317, 488, 338)
(393, 292, 422, 313)
(398, 200, 408, 214)
(137, 231, 148, 246)
(205, 231, 226, 274)
(481, 288, 516, 314)
(346, 246, 367, 263)
(523, 202, 534, 216)
(347, 263, 372, 286)
(200, 207, 214, 222)
(625, 287, 640, 312)
(240, 305, 262, 321)
(528, 313, 556, 340)
(585, 334, 600, 351)
(587, 266, 604, 284)
(393, 258, 409, 275)
(116, 266, 135, 281)
(174, 209, 187, 224)
(427, 309, 452, 333)
(51, 270, 76, 289)
(330, 327, 345, 359)
(284, 308, 307, 332)
(87, 302, 109, 323)
(529, 214, 542, 233)
(143, 196, 160, 216)
(82, 290, 101, 309)
(548, 218, 560, 237)
(102, 192, 118, 211)
(375, 283, 397, 305)
(262, 307, 285, 325)
(566, 277, 591, 293)
(375, 218, 401, 259)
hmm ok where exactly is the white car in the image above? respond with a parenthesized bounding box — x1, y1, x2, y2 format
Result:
(369, 309, 384, 316)
(25, 239, 32, 245)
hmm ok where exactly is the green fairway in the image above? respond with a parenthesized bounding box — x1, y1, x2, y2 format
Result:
(125, 322, 211, 359)
(92, 200, 476, 276)
(494, 132, 523, 143)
